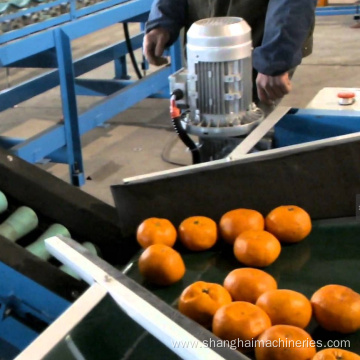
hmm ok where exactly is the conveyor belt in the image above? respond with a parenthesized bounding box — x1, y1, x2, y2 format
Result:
(0, 147, 141, 358)
(111, 135, 360, 238)
(26, 217, 359, 360)
(108, 129, 360, 358)
(120, 217, 360, 359)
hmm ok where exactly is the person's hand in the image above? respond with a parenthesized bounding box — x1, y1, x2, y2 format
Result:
(143, 28, 170, 66)
(256, 72, 292, 105)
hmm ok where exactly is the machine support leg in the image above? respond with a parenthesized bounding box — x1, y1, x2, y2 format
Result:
(140, 23, 149, 74)
(54, 29, 85, 187)
(114, 55, 130, 80)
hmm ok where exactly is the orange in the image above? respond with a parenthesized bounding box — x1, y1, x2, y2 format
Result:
(138, 244, 185, 286)
(212, 301, 271, 352)
(178, 281, 232, 328)
(265, 205, 312, 243)
(178, 216, 218, 251)
(136, 217, 177, 248)
(256, 289, 312, 329)
(219, 208, 264, 245)
(317, 0, 328, 7)
(312, 349, 360, 360)
(233, 230, 281, 267)
(255, 324, 317, 360)
(310, 284, 360, 333)
(223, 268, 277, 304)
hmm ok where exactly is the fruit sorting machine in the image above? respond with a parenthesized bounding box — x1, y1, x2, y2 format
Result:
(1, 12, 360, 360)
(0, 0, 182, 186)
(0, 146, 142, 359)
(1, 102, 360, 359)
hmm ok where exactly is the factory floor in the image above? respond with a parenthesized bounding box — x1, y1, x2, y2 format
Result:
(1, 14, 360, 206)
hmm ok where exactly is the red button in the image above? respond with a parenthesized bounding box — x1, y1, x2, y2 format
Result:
(337, 92, 356, 99)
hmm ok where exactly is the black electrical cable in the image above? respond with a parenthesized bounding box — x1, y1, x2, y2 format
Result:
(171, 115, 201, 164)
(123, 22, 143, 80)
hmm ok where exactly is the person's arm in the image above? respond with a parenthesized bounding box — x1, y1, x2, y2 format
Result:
(253, 0, 316, 104)
(144, 0, 187, 65)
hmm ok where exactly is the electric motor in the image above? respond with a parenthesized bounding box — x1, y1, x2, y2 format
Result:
(170, 17, 264, 138)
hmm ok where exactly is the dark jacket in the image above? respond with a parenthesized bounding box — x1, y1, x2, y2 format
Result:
(146, 0, 316, 76)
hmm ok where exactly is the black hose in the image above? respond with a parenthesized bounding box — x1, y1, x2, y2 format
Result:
(172, 116, 201, 164)
(123, 22, 143, 80)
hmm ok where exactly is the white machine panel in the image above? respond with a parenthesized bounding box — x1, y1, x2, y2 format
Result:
(306, 87, 360, 111)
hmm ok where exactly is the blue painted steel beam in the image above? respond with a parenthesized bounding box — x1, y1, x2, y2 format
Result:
(8, 49, 58, 68)
(54, 28, 85, 186)
(316, 5, 358, 16)
(0, 262, 70, 350)
(288, 107, 360, 118)
(11, 125, 66, 163)
(75, 79, 135, 96)
(60, 0, 153, 40)
(11, 67, 171, 163)
(0, 262, 70, 325)
(114, 55, 131, 80)
(0, 316, 38, 350)
(275, 108, 360, 147)
(0, 34, 143, 112)
(78, 66, 172, 134)
(0, 14, 71, 46)
(0, 31, 55, 66)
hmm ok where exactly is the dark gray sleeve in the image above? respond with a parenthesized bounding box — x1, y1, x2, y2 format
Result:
(145, 0, 187, 46)
(253, 0, 316, 76)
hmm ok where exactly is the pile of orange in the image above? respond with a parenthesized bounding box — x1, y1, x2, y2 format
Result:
(136, 215, 218, 286)
(135, 206, 360, 359)
(218, 205, 312, 268)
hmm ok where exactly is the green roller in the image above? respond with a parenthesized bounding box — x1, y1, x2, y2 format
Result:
(0, 191, 8, 214)
(0, 206, 38, 242)
(60, 242, 98, 280)
(26, 224, 71, 260)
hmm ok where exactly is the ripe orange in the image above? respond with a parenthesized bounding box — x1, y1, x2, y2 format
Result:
(178, 281, 232, 328)
(138, 244, 185, 286)
(178, 216, 218, 251)
(265, 205, 312, 243)
(136, 217, 177, 248)
(233, 230, 281, 267)
(256, 289, 312, 329)
(212, 301, 271, 352)
(219, 208, 264, 245)
(223, 268, 277, 304)
(310, 284, 360, 333)
(255, 324, 317, 360)
(312, 348, 360, 360)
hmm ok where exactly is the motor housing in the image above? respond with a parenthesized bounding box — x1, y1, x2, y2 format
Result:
(170, 17, 264, 138)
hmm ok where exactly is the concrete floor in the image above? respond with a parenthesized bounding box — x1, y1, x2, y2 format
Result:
(1, 14, 360, 205)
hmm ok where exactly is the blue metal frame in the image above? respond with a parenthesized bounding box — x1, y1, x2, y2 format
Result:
(0, 261, 70, 351)
(274, 108, 360, 147)
(0, 0, 183, 185)
(316, 5, 359, 16)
